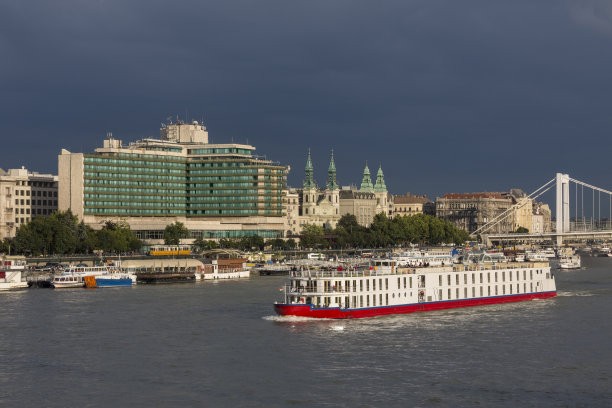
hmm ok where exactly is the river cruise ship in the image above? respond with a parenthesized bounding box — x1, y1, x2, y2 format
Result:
(274, 254, 557, 319)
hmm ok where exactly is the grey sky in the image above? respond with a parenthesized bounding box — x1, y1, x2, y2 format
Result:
(2, 0, 612, 208)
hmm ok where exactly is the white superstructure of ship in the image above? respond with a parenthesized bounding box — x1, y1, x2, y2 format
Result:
(274, 251, 557, 319)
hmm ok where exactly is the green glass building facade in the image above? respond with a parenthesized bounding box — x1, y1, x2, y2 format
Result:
(59, 121, 288, 240)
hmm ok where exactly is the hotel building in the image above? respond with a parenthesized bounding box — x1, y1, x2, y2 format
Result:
(58, 120, 288, 243)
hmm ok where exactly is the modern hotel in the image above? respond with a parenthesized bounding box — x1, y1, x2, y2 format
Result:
(58, 120, 288, 243)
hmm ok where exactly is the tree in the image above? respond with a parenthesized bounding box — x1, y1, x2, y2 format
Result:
(515, 226, 529, 233)
(163, 222, 189, 245)
(300, 224, 326, 248)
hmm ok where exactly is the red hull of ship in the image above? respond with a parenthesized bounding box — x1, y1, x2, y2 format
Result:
(274, 291, 557, 319)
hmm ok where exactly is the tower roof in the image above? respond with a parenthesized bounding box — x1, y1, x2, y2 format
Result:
(360, 163, 374, 192)
(373, 165, 387, 192)
(326, 150, 338, 190)
(303, 149, 315, 189)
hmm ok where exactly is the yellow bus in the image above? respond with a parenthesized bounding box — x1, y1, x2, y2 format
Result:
(149, 245, 192, 256)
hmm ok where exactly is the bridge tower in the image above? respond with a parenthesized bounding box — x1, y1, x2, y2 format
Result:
(556, 173, 570, 245)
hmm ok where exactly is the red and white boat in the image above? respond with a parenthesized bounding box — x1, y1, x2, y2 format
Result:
(274, 254, 556, 319)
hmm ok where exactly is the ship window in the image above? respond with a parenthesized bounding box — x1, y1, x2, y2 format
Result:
(439, 289, 443, 300)
(456, 288, 459, 298)
(502, 285, 506, 295)
(447, 275, 451, 285)
(372, 280, 376, 291)
(464, 274, 467, 284)
(353, 280, 357, 292)
(439, 275, 442, 286)
(479, 287, 483, 296)
(380, 294, 383, 305)
(510, 285, 513, 294)
(488, 272, 491, 283)
(398, 277, 400, 288)
(517, 284, 520, 292)
(488, 286, 491, 296)
(456, 275, 459, 285)
(367, 296, 370, 307)
(530, 270, 533, 279)
(448, 288, 451, 299)
(385, 279, 388, 290)
(380, 279, 383, 290)
(530, 282, 533, 292)
(523, 283, 526, 292)
(509, 272, 512, 282)
(385, 294, 388, 305)
(404, 277, 407, 289)
(502, 272, 505, 282)
(360, 296, 363, 307)
(373, 296, 376, 307)
(409, 277, 412, 289)
(523, 270, 526, 280)
(516, 271, 519, 280)
(495, 272, 498, 282)
(480, 273, 483, 283)
(367, 280, 370, 291)
(495, 286, 498, 295)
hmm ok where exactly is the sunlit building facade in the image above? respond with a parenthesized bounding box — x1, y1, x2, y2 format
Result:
(58, 120, 288, 243)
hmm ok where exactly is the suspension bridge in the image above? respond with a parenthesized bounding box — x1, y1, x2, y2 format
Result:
(475, 173, 612, 246)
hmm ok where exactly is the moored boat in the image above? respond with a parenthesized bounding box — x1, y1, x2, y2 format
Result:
(52, 265, 110, 288)
(559, 254, 581, 270)
(274, 253, 556, 319)
(201, 259, 250, 280)
(0, 256, 29, 291)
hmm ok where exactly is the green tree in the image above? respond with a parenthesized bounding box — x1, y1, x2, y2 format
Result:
(163, 222, 189, 245)
(515, 226, 529, 233)
(300, 223, 326, 248)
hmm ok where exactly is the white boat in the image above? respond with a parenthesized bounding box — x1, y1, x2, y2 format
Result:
(51, 265, 110, 288)
(201, 259, 250, 280)
(559, 254, 581, 270)
(275, 252, 557, 319)
(0, 256, 29, 291)
(525, 251, 549, 262)
(393, 250, 454, 267)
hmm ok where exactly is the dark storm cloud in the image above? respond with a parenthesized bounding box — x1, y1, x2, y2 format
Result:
(2, 0, 612, 205)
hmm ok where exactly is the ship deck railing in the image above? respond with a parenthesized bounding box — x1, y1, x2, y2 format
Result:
(288, 261, 549, 279)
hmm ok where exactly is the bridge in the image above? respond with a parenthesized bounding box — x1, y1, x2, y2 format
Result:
(474, 173, 612, 246)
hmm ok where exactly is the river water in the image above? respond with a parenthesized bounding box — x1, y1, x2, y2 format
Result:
(1, 256, 611, 407)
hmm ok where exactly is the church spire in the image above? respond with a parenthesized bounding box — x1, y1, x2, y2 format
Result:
(360, 162, 374, 192)
(326, 149, 338, 190)
(373, 165, 387, 192)
(303, 149, 315, 189)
